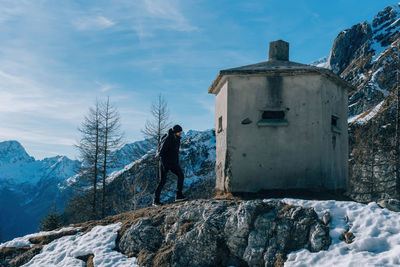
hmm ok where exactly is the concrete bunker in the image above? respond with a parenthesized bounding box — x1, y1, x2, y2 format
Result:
(208, 40, 352, 193)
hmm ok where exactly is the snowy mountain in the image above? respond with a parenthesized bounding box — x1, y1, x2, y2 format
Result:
(0, 140, 81, 242)
(2, 3, 400, 262)
(309, 56, 329, 68)
(0, 141, 78, 188)
(1, 198, 399, 266)
(62, 129, 216, 224)
(314, 3, 400, 202)
(0, 141, 34, 166)
(0, 130, 216, 241)
(0, 138, 153, 242)
(329, 3, 400, 120)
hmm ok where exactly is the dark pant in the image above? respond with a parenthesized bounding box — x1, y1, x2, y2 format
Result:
(154, 161, 184, 200)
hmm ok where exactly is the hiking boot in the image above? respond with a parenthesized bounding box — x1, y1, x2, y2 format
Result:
(153, 198, 162, 206)
(175, 192, 187, 202)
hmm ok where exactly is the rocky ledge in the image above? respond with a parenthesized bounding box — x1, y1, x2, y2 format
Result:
(117, 199, 331, 267)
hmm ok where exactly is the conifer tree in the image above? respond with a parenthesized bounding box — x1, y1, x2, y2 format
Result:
(38, 202, 61, 231)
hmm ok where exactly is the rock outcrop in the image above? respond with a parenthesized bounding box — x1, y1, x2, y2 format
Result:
(377, 198, 400, 212)
(117, 199, 331, 267)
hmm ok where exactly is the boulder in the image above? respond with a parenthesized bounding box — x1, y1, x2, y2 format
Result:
(117, 199, 331, 267)
(377, 199, 400, 212)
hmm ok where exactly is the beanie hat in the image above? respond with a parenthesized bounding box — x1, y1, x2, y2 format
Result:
(172, 124, 183, 133)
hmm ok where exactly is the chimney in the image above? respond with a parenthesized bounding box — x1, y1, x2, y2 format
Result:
(268, 40, 289, 61)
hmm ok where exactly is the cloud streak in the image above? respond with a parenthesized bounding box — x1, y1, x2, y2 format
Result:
(73, 15, 115, 31)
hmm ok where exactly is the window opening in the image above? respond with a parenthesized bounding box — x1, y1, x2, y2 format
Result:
(331, 115, 340, 133)
(258, 109, 288, 127)
(262, 110, 285, 120)
(218, 116, 223, 133)
(331, 116, 338, 127)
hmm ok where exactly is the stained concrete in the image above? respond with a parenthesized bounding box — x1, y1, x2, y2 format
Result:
(209, 41, 351, 193)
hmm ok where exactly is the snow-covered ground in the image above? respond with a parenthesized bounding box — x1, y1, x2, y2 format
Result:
(2, 198, 399, 266)
(280, 199, 400, 267)
(0, 227, 81, 250)
(21, 223, 138, 267)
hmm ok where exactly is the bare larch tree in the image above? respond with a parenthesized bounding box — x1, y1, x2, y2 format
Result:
(99, 97, 123, 218)
(142, 94, 172, 149)
(139, 94, 172, 201)
(76, 100, 102, 220)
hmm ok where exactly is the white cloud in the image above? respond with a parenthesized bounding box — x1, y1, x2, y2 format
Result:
(95, 81, 117, 92)
(0, 126, 76, 147)
(113, 0, 198, 39)
(69, 0, 197, 37)
(73, 15, 115, 30)
(0, 0, 201, 159)
(196, 96, 215, 115)
(0, 0, 29, 24)
(143, 0, 197, 31)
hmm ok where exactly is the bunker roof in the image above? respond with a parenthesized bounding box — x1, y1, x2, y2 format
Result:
(208, 40, 355, 94)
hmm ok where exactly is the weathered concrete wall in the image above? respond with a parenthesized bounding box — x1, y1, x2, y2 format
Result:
(215, 81, 229, 191)
(217, 73, 347, 192)
(319, 77, 349, 190)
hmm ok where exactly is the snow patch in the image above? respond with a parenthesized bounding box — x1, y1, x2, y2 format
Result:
(370, 4, 400, 63)
(106, 148, 154, 184)
(370, 67, 389, 96)
(280, 199, 400, 267)
(348, 100, 384, 124)
(0, 226, 81, 249)
(370, 39, 389, 63)
(22, 223, 138, 267)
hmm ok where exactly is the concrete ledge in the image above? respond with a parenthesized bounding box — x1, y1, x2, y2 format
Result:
(229, 188, 350, 201)
(257, 119, 289, 127)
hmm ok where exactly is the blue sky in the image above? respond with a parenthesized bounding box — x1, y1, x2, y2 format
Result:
(0, 0, 397, 160)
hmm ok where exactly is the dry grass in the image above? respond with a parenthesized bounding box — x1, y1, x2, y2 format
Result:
(281, 204, 294, 212)
(274, 253, 286, 267)
(339, 230, 356, 244)
(212, 191, 240, 201)
(76, 254, 94, 267)
(0, 246, 30, 257)
(1, 229, 83, 266)
(7, 245, 43, 266)
(178, 221, 194, 236)
(152, 246, 173, 267)
(29, 229, 79, 245)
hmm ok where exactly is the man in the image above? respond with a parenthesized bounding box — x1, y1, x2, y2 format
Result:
(153, 124, 186, 206)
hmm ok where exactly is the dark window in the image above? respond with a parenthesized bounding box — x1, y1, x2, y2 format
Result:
(331, 116, 338, 127)
(258, 109, 288, 126)
(218, 116, 223, 133)
(331, 115, 340, 133)
(262, 110, 285, 120)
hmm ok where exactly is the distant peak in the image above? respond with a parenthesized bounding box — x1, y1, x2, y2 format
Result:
(309, 56, 329, 68)
(0, 140, 25, 152)
(372, 4, 400, 29)
(0, 140, 34, 164)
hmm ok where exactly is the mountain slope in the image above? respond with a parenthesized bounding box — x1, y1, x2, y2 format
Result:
(321, 3, 400, 202)
(0, 140, 81, 242)
(0, 130, 215, 241)
(62, 129, 216, 224)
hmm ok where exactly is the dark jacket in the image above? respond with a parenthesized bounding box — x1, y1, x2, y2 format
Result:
(159, 129, 181, 165)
